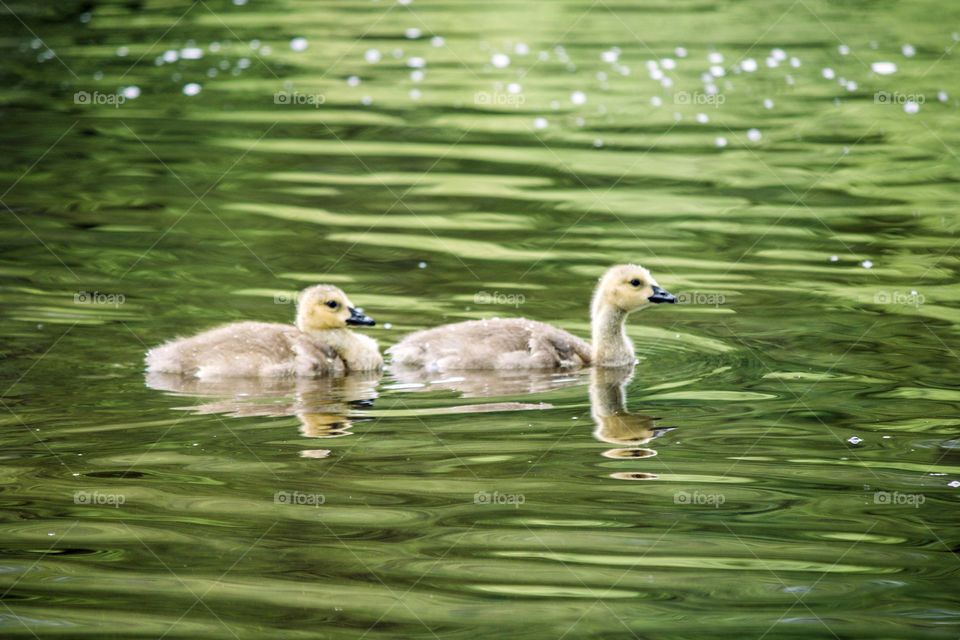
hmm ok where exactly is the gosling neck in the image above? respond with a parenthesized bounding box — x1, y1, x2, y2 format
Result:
(590, 303, 635, 368)
(304, 327, 382, 371)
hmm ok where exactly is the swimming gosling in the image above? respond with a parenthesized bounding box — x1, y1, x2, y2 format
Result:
(387, 264, 675, 371)
(145, 285, 383, 378)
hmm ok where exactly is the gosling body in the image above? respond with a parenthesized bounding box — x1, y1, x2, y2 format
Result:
(389, 317, 591, 371)
(388, 264, 675, 371)
(145, 285, 382, 378)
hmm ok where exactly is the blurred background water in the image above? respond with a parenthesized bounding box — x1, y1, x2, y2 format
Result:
(1, 0, 959, 638)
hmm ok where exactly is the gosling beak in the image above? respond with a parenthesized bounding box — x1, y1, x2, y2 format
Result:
(346, 307, 375, 326)
(648, 285, 677, 304)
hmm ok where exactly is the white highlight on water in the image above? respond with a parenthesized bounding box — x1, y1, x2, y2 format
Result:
(871, 61, 897, 75)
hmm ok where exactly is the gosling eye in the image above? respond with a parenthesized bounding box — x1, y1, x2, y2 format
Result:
(629, 278, 642, 287)
(325, 300, 339, 309)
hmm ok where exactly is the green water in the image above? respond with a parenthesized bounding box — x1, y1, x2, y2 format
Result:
(2, 0, 959, 637)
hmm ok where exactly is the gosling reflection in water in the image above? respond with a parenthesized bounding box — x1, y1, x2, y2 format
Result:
(386, 367, 588, 413)
(145, 371, 382, 456)
(590, 366, 673, 479)
(388, 366, 588, 397)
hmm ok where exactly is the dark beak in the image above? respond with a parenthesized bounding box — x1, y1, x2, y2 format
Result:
(345, 307, 375, 326)
(648, 285, 677, 304)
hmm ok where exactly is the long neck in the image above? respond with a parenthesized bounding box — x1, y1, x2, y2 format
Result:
(306, 328, 382, 371)
(590, 304, 634, 367)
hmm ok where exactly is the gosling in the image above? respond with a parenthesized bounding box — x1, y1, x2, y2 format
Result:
(145, 285, 383, 378)
(387, 264, 675, 371)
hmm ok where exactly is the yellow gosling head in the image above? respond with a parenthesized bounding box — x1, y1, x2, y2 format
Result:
(592, 264, 676, 316)
(295, 285, 375, 332)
